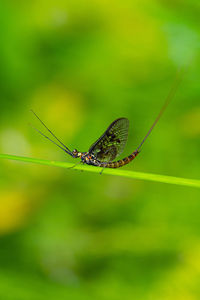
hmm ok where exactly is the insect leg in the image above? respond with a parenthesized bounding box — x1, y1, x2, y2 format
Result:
(68, 160, 83, 169)
(100, 165, 106, 175)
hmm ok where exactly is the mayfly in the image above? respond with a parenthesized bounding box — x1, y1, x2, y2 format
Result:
(31, 73, 181, 170)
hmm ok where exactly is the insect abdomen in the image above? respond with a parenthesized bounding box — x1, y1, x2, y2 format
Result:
(100, 150, 139, 168)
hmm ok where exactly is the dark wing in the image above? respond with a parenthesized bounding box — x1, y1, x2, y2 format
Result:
(88, 118, 129, 162)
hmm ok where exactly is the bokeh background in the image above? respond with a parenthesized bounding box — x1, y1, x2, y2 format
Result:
(0, 1, 200, 299)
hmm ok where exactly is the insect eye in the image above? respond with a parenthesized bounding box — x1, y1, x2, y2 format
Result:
(72, 149, 78, 157)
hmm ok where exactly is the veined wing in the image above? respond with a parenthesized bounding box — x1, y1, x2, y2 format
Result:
(88, 118, 129, 162)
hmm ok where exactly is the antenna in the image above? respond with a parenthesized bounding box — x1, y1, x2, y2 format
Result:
(30, 110, 73, 156)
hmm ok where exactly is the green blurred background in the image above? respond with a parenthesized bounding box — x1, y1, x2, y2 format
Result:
(0, 1, 200, 299)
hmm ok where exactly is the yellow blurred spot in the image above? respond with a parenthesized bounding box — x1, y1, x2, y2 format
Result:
(0, 129, 31, 156)
(181, 108, 200, 137)
(0, 190, 30, 235)
(31, 83, 84, 140)
(95, 0, 167, 65)
(151, 241, 200, 300)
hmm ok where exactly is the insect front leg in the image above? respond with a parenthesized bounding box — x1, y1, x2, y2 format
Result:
(68, 160, 83, 170)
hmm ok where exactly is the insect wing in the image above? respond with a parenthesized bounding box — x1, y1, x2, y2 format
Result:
(88, 118, 129, 162)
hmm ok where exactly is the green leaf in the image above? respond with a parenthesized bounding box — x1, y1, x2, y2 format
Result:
(0, 153, 200, 189)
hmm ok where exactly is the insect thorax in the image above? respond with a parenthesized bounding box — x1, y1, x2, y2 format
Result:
(79, 152, 100, 166)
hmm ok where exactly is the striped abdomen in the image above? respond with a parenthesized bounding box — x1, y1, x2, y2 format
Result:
(100, 150, 139, 168)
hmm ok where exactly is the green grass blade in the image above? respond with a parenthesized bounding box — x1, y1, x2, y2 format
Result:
(0, 153, 200, 189)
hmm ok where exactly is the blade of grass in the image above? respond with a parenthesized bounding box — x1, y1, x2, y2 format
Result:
(0, 153, 200, 189)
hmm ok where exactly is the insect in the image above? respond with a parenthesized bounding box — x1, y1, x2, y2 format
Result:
(31, 73, 181, 171)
